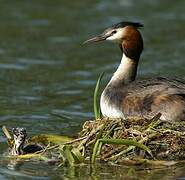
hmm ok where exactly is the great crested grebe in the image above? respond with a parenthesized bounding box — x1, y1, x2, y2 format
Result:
(84, 21, 185, 121)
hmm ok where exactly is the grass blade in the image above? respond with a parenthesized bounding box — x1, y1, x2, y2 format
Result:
(91, 139, 100, 164)
(94, 72, 104, 119)
(63, 145, 75, 166)
(91, 138, 152, 163)
(145, 113, 162, 131)
(71, 148, 84, 163)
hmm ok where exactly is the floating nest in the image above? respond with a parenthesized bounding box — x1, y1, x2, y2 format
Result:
(2, 114, 185, 166)
(78, 114, 185, 163)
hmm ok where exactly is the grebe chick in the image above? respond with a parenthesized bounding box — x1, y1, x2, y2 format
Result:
(84, 21, 185, 121)
(10, 128, 43, 155)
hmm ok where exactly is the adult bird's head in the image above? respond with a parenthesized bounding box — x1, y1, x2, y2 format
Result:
(84, 21, 144, 61)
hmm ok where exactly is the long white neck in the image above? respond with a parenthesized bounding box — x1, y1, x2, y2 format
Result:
(108, 53, 138, 87)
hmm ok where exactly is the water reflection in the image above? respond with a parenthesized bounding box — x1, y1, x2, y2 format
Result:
(1, 159, 185, 180)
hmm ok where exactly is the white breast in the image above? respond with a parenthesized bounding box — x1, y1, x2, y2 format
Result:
(100, 91, 125, 119)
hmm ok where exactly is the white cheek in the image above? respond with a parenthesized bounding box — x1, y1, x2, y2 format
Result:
(106, 32, 123, 43)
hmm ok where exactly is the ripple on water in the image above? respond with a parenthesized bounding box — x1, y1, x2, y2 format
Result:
(52, 109, 92, 119)
(0, 166, 49, 179)
(48, 36, 71, 43)
(77, 80, 95, 86)
(0, 63, 27, 70)
(0, 115, 49, 122)
(56, 89, 82, 95)
(17, 58, 64, 66)
(71, 70, 92, 77)
(28, 19, 50, 27)
(96, 0, 133, 11)
(16, 95, 41, 102)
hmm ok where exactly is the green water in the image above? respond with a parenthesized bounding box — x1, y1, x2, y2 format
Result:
(0, 0, 185, 179)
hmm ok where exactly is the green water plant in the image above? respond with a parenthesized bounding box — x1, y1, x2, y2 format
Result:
(91, 138, 152, 164)
(93, 72, 104, 119)
(2, 115, 185, 166)
(30, 134, 73, 145)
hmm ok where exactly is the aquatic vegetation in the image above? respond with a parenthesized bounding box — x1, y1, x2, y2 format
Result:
(2, 115, 185, 167)
(93, 72, 104, 119)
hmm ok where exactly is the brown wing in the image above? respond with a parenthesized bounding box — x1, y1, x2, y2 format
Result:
(121, 77, 185, 121)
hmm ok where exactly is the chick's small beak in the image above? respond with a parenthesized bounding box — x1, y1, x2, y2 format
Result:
(83, 34, 108, 44)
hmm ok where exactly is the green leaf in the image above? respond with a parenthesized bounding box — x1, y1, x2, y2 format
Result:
(91, 138, 152, 164)
(71, 148, 84, 163)
(30, 134, 73, 145)
(63, 145, 75, 166)
(94, 72, 104, 119)
(145, 113, 162, 131)
(91, 139, 101, 164)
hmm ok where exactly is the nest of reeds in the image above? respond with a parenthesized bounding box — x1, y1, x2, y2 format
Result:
(2, 113, 185, 167)
(78, 114, 185, 164)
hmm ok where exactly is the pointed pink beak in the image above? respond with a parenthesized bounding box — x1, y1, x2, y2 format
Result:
(83, 34, 108, 44)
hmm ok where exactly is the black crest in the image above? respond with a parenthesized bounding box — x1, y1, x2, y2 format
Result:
(111, 21, 144, 29)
